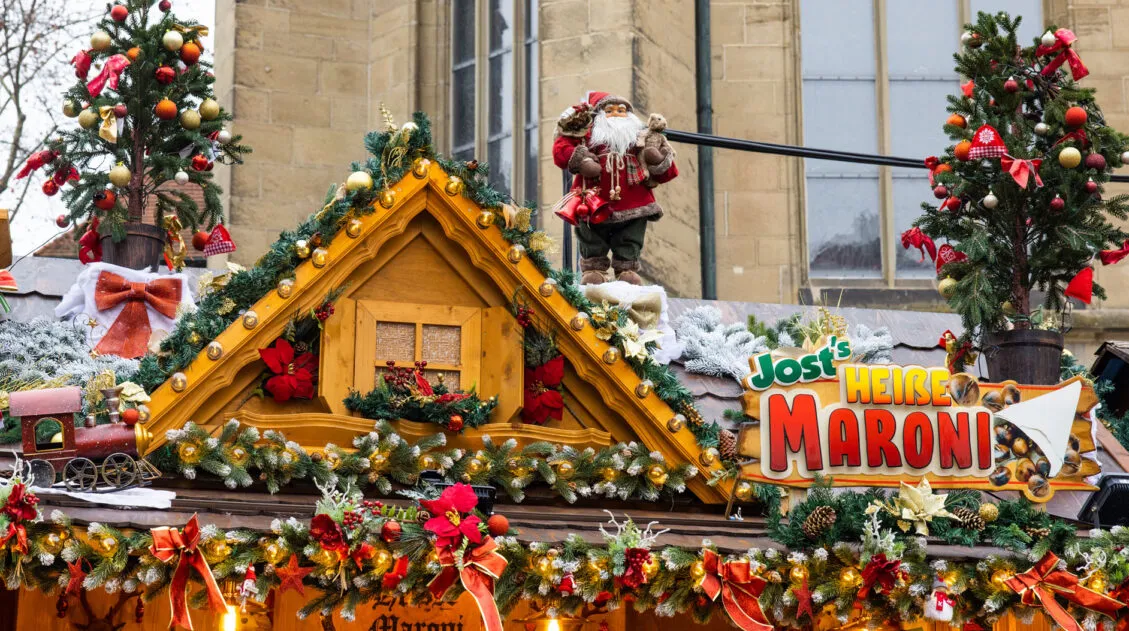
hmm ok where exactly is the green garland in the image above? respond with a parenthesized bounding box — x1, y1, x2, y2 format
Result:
(343, 371, 496, 431)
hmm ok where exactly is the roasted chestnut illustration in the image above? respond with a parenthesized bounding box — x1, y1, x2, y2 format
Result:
(1014, 458, 1037, 483)
(1061, 449, 1083, 476)
(989, 466, 1012, 486)
(981, 390, 1005, 412)
(947, 373, 980, 407)
(1027, 474, 1051, 498)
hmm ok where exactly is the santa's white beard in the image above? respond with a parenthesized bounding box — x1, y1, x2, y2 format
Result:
(590, 111, 645, 155)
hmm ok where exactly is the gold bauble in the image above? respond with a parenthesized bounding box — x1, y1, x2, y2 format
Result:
(466, 457, 485, 476)
(535, 556, 553, 575)
(690, 560, 707, 582)
(263, 541, 287, 565)
(602, 347, 620, 364)
(790, 565, 808, 583)
(700, 448, 720, 467)
(178, 442, 202, 464)
(346, 171, 374, 193)
(91, 30, 112, 51)
(419, 454, 438, 471)
(199, 99, 221, 121)
(475, 210, 495, 229)
(734, 480, 754, 502)
(600, 467, 619, 482)
(1089, 573, 1108, 594)
(109, 164, 131, 188)
(642, 555, 660, 579)
(294, 240, 311, 258)
(242, 311, 259, 329)
(63, 100, 79, 118)
(507, 244, 525, 264)
(646, 464, 668, 486)
(444, 176, 463, 196)
(411, 158, 430, 179)
(978, 503, 1000, 523)
(180, 110, 201, 130)
(311, 247, 329, 268)
(96, 536, 119, 556)
(78, 109, 99, 129)
(325, 451, 342, 470)
(369, 451, 389, 474)
(588, 557, 607, 573)
(556, 461, 575, 480)
(162, 29, 184, 51)
(345, 218, 363, 238)
(840, 567, 862, 588)
(373, 547, 392, 572)
(171, 372, 188, 392)
(187, 331, 202, 345)
(539, 279, 557, 297)
(635, 380, 653, 399)
(991, 569, 1012, 589)
(378, 189, 396, 209)
(1002, 300, 1016, 316)
(206, 341, 223, 360)
(136, 405, 150, 423)
(570, 313, 589, 331)
(938, 277, 957, 300)
(311, 548, 340, 568)
(229, 446, 249, 466)
(277, 278, 295, 298)
(204, 539, 231, 564)
(1059, 146, 1082, 169)
(42, 532, 65, 555)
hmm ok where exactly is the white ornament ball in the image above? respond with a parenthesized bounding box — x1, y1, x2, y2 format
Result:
(345, 171, 374, 192)
(217, 129, 232, 144)
(960, 32, 973, 46)
(174, 170, 190, 185)
(1042, 31, 1057, 47)
(1120, 151, 1129, 165)
(1034, 122, 1049, 136)
(91, 31, 112, 51)
(983, 192, 999, 209)
(162, 30, 184, 51)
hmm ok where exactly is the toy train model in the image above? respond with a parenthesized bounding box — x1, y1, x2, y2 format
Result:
(9, 386, 157, 492)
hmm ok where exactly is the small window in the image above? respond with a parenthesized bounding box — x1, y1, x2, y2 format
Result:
(33, 417, 65, 452)
(355, 302, 482, 394)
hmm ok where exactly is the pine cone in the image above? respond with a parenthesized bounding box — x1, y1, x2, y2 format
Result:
(1024, 526, 1051, 539)
(718, 429, 738, 461)
(951, 507, 985, 532)
(800, 505, 837, 539)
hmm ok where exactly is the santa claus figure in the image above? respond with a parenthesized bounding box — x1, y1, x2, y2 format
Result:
(552, 91, 678, 285)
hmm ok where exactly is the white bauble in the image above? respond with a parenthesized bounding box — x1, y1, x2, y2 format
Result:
(217, 129, 232, 144)
(960, 32, 973, 45)
(1120, 151, 1129, 165)
(174, 170, 190, 185)
(982, 193, 999, 209)
(162, 30, 184, 51)
(1041, 31, 1057, 47)
(1034, 122, 1049, 136)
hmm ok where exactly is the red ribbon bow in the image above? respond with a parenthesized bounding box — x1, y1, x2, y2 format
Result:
(1037, 28, 1089, 81)
(16, 150, 57, 180)
(0, 522, 27, 555)
(93, 270, 182, 359)
(1101, 240, 1129, 266)
(1006, 552, 1124, 631)
(148, 515, 228, 631)
(1001, 156, 1043, 189)
(71, 49, 92, 79)
(87, 54, 131, 98)
(1055, 129, 1090, 149)
(900, 227, 936, 262)
(698, 550, 773, 631)
(429, 536, 508, 631)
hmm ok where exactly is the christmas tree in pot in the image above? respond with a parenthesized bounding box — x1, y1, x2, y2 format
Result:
(906, 12, 1129, 383)
(20, 0, 249, 270)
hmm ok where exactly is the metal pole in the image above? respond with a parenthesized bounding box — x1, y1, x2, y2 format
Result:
(695, 0, 717, 300)
(561, 170, 573, 272)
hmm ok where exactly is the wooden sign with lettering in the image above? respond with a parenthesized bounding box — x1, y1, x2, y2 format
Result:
(736, 339, 1100, 502)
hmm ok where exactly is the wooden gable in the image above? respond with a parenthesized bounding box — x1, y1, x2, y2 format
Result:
(141, 162, 726, 503)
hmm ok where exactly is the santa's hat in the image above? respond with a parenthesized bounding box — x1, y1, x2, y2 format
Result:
(203, 224, 236, 257)
(968, 124, 1006, 159)
(586, 91, 632, 112)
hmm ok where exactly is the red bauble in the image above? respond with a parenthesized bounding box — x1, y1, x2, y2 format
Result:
(941, 197, 961, 212)
(121, 408, 140, 426)
(55, 214, 69, 228)
(1004, 78, 1019, 94)
(93, 189, 116, 210)
(932, 185, 948, 199)
(1085, 153, 1107, 171)
(159, 0, 171, 10)
(112, 103, 128, 118)
(380, 521, 402, 543)
(180, 42, 201, 65)
(42, 180, 59, 196)
(192, 230, 210, 251)
(1065, 106, 1088, 129)
(447, 414, 464, 432)
(1085, 179, 1099, 194)
(110, 4, 128, 21)
(155, 66, 176, 85)
(486, 514, 510, 537)
(1050, 196, 1065, 212)
(190, 154, 211, 172)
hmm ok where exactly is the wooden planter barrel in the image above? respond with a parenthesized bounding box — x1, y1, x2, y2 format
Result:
(99, 222, 166, 271)
(982, 329, 1064, 385)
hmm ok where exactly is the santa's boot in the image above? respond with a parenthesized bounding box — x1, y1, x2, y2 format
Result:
(580, 256, 610, 285)
(613, 259, 644, 285)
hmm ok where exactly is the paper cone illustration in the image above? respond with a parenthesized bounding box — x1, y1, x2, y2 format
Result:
(994, 380, 1082, 477)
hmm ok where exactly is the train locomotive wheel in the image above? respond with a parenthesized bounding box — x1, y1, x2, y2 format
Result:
(27, 459, 57, 488)
(101, 453, 138, 489)
(64, 458, 98, 492)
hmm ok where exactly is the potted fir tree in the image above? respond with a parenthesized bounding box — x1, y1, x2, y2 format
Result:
(21, 0, 248, 270)
(907, 12, 1129, 384)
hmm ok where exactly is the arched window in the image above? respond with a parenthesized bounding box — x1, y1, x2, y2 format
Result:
(33, 417, 65, 451)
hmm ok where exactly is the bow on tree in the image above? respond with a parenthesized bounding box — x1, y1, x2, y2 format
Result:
(149, 514, 228, 631)
(15, 150, 56, 180)
(1037, 28, 1089, 81)
(93, 270, 182, 359)
(428, 537, 508, 631)
(87, 54, 131, 98)
(900, 227, 936, 263)
(698, 550, 773, 631)
(1001, 156, 1043, 189)
(1005, 551, 1124, 631)
(1100, 240, 1129, 266)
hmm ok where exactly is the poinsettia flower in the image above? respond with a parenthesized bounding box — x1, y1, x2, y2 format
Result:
(309, 513, 348, 553)
(4, 483, 37, 522)
(420, 483, 482, 550)
(522, 356, 564, 425)
(618, 321, 663, 362)
(259, 338, 317, 401)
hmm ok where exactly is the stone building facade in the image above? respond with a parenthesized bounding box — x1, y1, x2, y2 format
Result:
(215, 0, 1129, 353)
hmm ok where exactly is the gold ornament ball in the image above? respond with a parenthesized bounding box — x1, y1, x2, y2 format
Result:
(840, 567, 861, 588)
(690, 560, 707, 582)
(507, 244, 525, 264)
(444, 176, 464, 196)
(539, 278, 557, 297)
(1059, 146, 1083, 168)
(199, 99, 221, 121)
(570, 313, 589, 331)
(346, 171, 374, 193)
(938, 277, 957, 300)
(96, 536, 119, 556)
(991, 569, 1013, 589)
(91, 30, 112, 51)
(1090, 574, 1108, 594)
(556, 461, 575, 480)
(790, 565, 809, 583)
(263, 541, 287, 565)
(63, 100, 80, 118)
(171, 372, 188, 392)
(378, 189, 396, 209)
(230, 446, 248, 464)
(311, 548, 340, 568)
(700, 448, 720, 467)
(162, 30, 184, 51)
(536, 556, 553, 575)
(646, 464, 668, 486)
(1002, 300, 1017, 316)
(205, 540, 231, 563)
(419, 454, 438, 471)
(602, 347, 620, 364)
(311, 247, 329, 268)
(136, 405, 150, 423)
(412, 158, 431, 179)
(294, 240, 311, 258)
(180, 109, 201, 130)
(178, 442, 201, 464)
(642, 555, 660, 578)
(109, 164, 131, 188)
(978, 503, 1000, 523)
(467, 457, 485, 476)
(277, 278, 295, 298)
(667, 414, 686, 433)
(345, 218, 363, 238)
(475, 210, 495, 229)
(373, 547, 392, 573)
(635, 380, 653, 399)
(42, 532, 65, 555)
(734, 480, 754, 502)
(242, 311, 259, 329)
(369, 451, 389, 473)
(599, 466, 619, 482)
(206, 341, 223, 360)
(78, 109, 99, 129)
(326, 451, 342, 470)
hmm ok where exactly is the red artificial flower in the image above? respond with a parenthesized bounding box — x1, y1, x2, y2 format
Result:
(309, 514, 348, 554)
(859, 553, 905, 598)
(4, 483, 38, 522)
(621, 547, 651, 589)
(522, 356, 564, 425)
(420, 483, 482, 551)
(259, 338, 317, 401)
(436, 392, 469, 405)
(71, 50, 92, 79)
(382, 556, 410, 590)
(414, 370, 434, 397)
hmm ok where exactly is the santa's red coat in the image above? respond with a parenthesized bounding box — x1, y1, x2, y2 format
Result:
(552, 133, 678, 223)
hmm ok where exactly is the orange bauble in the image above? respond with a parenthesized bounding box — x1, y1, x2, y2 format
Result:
(180, 42, 201, 65)
(954, 140, 972, 161)
(486, 514, 510, 537)
(93, 189, 117, 210)
(121, 408, 140, 426)
(1065, 106, 1088, 129)
(126, 47, 141, 61)
(192, 231, 210, 251)
(155, 98, 178, 120)
(933, 164, 953, 176)
(946, 113, 967, 129)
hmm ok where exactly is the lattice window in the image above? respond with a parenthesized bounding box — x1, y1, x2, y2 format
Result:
(355, 302, 482, 394)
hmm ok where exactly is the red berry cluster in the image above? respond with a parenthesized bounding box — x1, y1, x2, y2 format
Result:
(516, 306, 534, 328)
(342, 510, 364, 530)
(383, 361, 426, 390)
(315, 302, 336, 322)
(362, 499, 384, 517)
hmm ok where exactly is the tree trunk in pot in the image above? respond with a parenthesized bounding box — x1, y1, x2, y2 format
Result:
(99, 223, 166, 271)
(982, 329, 1064, 385)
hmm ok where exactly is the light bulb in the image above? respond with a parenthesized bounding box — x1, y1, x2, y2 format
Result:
(222, 605, 238, 631)
(546, 619, 561, 631)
